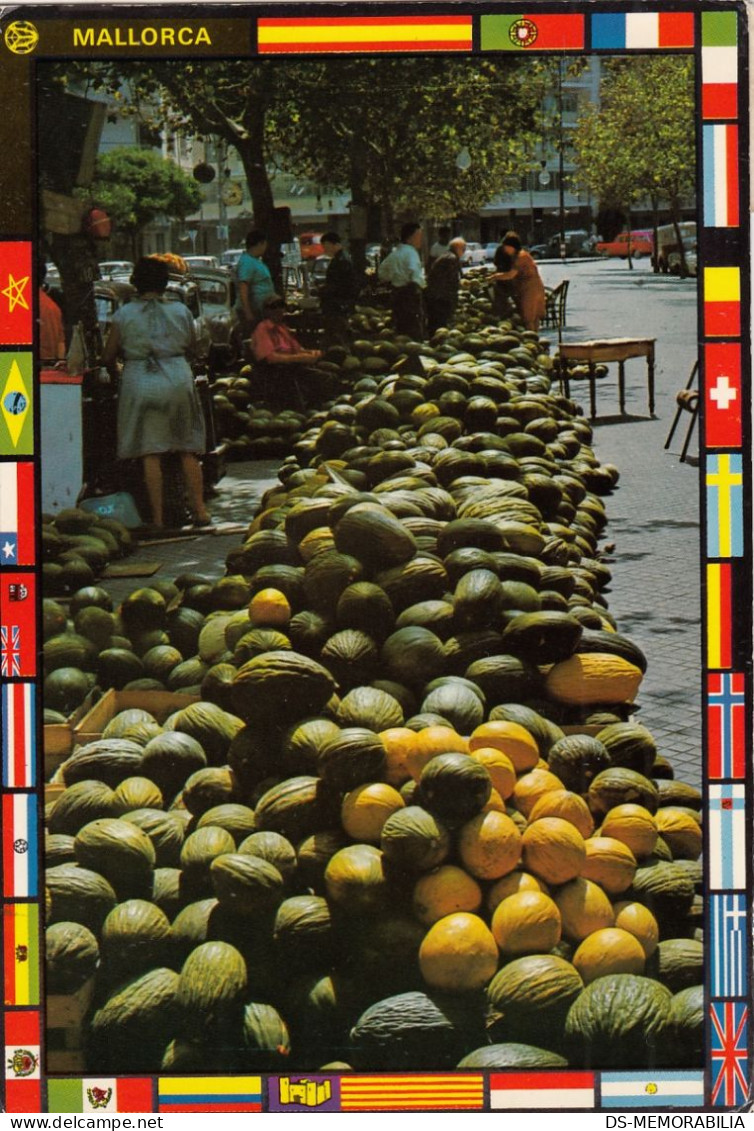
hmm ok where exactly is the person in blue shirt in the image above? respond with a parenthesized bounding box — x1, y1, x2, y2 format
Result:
(234, 229, 275, 342)
(377, 221, 426, 340)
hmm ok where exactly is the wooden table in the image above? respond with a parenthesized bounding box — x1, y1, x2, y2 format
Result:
(556, 338, 656, 419)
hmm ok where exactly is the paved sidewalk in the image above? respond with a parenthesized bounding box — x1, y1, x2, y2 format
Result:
(108, 261, 702, 787)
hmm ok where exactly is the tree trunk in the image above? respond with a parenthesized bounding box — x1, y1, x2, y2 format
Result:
(233, 130, 282, 292)
(651, 195, 660, 273)
(626, 204, 633, 271)
(50, 233, 102, 369)
(348, 132, 369, 277)
(670, 204, 687, 277)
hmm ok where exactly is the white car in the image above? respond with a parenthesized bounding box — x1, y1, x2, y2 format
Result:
(462, 242, 488, 267)
(184, 255, 220, 270)
(98, 260, 134, 279)
(484, 242, 500, 261)
(220, 248, 245, 270)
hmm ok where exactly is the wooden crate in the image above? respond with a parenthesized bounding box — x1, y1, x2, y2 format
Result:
(44, 691, 99, 779)
(47, 975, 95, 1029)
(72, 689, 200, 747)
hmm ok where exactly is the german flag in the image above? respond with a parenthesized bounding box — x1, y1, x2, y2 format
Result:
(339, 1073, 484, 1111)
(257, 16, 473, 54)
(707, 562, 732, 670)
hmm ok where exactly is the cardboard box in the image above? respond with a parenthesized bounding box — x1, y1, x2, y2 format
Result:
(72, 688, 200, 747)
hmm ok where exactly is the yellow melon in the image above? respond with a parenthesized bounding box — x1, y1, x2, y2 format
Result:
(601, 804, 658, 859)
(572, 927, 646, 984)
(544, 653, 643, 706)
(528, 789, 595, 839)
(457, 810, 522, 881)
(654, 807, 702, 860)
(521, 817, 586, 885)
(379, 727, 418, 787)
(511, 770, 565, 820)
(469, 747, 516, 800)
(298, 526, 336, 563)
(248, 587, 291, 628)
(341, 782, 405, 843)
(487, 871, 549, 914)
(582, 836, 637, 895)
(418, 912, 499, 992)
(491, 890, 562, 955)
(612, 900, 660, 958)
(413, 865, 483, 926)
(554, 876, 615, 942)
(481, 788, 507, 814)
(468, 721, 539, 774)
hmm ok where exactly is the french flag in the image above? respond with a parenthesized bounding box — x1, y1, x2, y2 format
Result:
(0, 462, 35, 566)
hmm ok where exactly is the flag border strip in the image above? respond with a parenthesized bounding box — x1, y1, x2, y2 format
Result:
(0, 0, 749, 1115)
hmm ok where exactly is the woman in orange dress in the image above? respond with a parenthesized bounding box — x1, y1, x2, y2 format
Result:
(491, 231, 546, 331)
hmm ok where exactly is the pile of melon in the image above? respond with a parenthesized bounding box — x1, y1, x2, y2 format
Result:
(45, 312, 703, 1073)
(42, 509, 133, 598)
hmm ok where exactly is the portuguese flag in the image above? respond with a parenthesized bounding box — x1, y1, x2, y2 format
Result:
(481, 13, 584, 51)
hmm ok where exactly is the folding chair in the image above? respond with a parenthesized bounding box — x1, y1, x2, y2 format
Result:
(664, 360, 699, 463)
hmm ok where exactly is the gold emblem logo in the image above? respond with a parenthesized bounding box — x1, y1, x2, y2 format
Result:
(3, 21, 39, 54)
(509, 18, 538, 47)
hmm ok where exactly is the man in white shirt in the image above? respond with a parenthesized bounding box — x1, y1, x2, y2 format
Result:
(378, 221, 426, 340)
(428, 225, 452, 265)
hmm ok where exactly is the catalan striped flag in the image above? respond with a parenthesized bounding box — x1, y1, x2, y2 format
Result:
(257, 15, 473, 54)
(706, 454, 744, 558)
(710, 1002, 748, 1107)
(703, 125, 739, 228)
(0, 354, 34, 456)
(703, 268, 740, 337)
(490, 1071, 595, 1109)
(0, 242, 32, 346)
(48, 1078, 154, 1114)
(2, 792, 38, 897)
(710, 893, 748, 998)
(481, 13, 584, 51)
(707, 672, 746, 779)
(706, 562, 732, 669)
(704, 342, 742, 447)
(3, 902, 40, 1005)
(600, 1071, 704, 1108)
(4, 1009, 41, 1113)
(590, 12, 694, 50)
(2, 682, 36, 788)
(340, 1074, 484, 1111)
(708, 783, 746, 889)
(157, 1077, 262, 1112)
(702, 11, 738, 120)
(0, 461, 35, 566)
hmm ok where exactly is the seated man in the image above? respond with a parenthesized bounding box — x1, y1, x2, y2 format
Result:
(250, 293, 323, 405)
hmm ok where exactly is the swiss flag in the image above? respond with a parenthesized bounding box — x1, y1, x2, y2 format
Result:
(704, 343, 742, 447)
(0, 243, 33, 346)
(0, 571, 36, 677)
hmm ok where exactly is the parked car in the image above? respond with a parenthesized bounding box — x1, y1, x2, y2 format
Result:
(461, 241, 488, 267)
(309, 254, 330, 292)
(98, 260, 134, 279)
(184, 255, 220, 271)
(595, 230, 654, 259)
(667, 240, 697, 277)
(299, 232, 325, 261)
(483, 242, 500, 261)
(530, 231, 594, 259)
(656, 222, 697, 273)
(188, 266, 237, 370)
(220, 247, 245, 271)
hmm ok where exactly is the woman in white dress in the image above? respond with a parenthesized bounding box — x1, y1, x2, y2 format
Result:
(102, 257, 210, 529)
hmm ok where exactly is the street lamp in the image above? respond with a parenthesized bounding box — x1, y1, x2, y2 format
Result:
(456, 147, 472, 172)
(557, 58, 566, 259)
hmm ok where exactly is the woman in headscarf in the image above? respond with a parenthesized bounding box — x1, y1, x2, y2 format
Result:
(491, 231, 546, 331)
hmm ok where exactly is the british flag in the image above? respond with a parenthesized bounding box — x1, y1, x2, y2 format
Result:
(710, 1001, 749, 1107)
(707, 672, 746, 779)
(1, 624, 21, 676)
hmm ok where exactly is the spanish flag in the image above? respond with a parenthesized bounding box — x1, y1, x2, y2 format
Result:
(704, 268, 740, 337)
(257, 16, 473, 54)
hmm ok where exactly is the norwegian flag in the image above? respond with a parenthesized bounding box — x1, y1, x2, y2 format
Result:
(1, 623, 21, 675)
(707, 672, 746, 779)
(710, 1002, 749, 1107)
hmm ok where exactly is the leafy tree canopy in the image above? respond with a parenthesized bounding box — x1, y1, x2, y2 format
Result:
(85, 145, 203, 238)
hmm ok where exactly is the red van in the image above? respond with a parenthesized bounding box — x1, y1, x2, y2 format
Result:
(596, 230, 654, 259)
(299, 232, 325, 260)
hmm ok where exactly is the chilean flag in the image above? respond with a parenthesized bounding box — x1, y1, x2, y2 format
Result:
(0, 462, 35, 565)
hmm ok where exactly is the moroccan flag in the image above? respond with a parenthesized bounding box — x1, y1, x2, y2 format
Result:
(706, 454, 744, 558)
(703, 125, 739, 227)
(704, 268, 740, 337)
(0, 571, 36, 677)
(704, 342, 742, 447)
(711, 1002, 749, 1107)
(710, 893, 748, 998)
(600, 1071, 704, 1107)
(702, 11, 738, 120)
(481, 13, 584, 50)
(0, 461, 36, 565)
(257, 16, 472, 53)
(158, 1076, 263, 1112)
(0, 354, 34, 455)
(340, 1074, 484, 1111)
(706, 562, 732, 669)
(0, 242, 32, 346)
(3, 903, 40, 1005)
(4, 1009, 41, 1114)
(708, 783, 746, 889)
(48, 1078, 154, 1114)
(707, 672, 746, 779)
(591, 12, 694, 50)
(490, 1071, 595, 1109)
(2, 792, 38, 898)
(2, 682, 37, 788)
